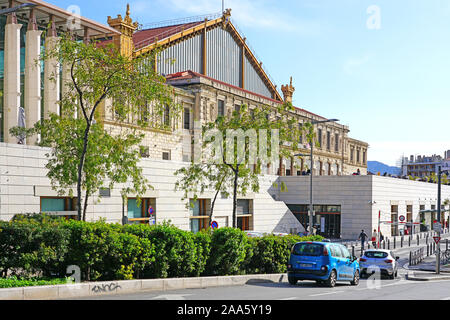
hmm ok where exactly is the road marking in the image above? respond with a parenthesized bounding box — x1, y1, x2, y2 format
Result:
(309, 290, 344, 297)
(279, 297, 298, 300)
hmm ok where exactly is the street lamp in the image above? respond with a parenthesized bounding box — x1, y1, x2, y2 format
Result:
(294, 118, 339, 236)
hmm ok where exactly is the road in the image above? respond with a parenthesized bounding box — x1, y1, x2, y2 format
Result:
(78, 238, 450, 301)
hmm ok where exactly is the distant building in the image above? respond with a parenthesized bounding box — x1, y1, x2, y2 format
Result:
(402, 152, 450, 177)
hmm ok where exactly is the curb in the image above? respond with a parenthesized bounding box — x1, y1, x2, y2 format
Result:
(0, 273, 287, 300)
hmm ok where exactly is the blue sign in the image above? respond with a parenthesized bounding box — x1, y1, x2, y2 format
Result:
(148, 207, 154, 215)
(211, 221, 218, 229)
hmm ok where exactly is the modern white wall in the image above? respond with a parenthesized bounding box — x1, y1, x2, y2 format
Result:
(276, 175, 450, 239)
(0, 142, 304, 234)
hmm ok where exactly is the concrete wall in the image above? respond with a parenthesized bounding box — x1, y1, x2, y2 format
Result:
(276, 175, 450, 239)
(0, 142, 304, 234)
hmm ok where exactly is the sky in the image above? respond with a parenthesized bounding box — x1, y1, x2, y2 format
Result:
(48, 0, 450, 166)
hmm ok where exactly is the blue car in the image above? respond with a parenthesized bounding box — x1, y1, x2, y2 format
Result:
(287, 241, 360, 287)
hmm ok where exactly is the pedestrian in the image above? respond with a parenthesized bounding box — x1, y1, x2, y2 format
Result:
(371, 229, 378, 248)
(358, 229, 368, 250)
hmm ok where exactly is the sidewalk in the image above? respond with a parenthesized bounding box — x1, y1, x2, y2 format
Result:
(405, 255, 450, 281)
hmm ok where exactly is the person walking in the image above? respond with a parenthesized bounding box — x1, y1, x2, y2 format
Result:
(358, 229, 368, 252)
(371, 229, 378, 248)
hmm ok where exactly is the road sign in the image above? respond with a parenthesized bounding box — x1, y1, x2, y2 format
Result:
(433, 236, 441, 245)
(148, 206, 154, 216)
(210, 221, 218, 229)
(399, 215, 406, 223)
(433, 222, 442, 232)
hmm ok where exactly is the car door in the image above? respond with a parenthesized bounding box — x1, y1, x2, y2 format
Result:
(339, 245, 354, 279)
(331, 244, 345, 280)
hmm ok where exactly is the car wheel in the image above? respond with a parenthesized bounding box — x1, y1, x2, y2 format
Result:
(350, 270, 360, 286)
(326, 270, 337, 288)
(288, 276, 298, 285)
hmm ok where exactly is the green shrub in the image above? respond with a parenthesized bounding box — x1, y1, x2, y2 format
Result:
(0, 276, 70, 288)
(0, 215, 70, 277)
(205, 228, 249, 276)
(193, 230, 212, 277)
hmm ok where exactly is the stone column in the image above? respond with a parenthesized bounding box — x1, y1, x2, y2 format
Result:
(43, 16, 60, 118)
(24, 10, 42, 145)
(3, 13, 22, 143)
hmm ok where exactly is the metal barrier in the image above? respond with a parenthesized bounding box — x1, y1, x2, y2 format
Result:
(409, 247, 424, 266)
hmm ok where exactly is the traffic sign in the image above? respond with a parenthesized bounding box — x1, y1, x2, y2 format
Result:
(433, 222, 442, 232)
(210, 221, 219, 229)
(399, 215, 406, 223)
(433, 236, 441, 245)
(148, 206, 154, 216)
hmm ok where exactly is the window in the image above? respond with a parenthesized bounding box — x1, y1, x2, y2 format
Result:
(357, 149, 360, 163)
(332, 245, 343, 258)
(183, 107, 190, 129)
(317, 129, 322, 148)
(335, 134, 339, 152)
(218, 100, 225, 117)
(292, 243, 323, 256)
(237, 199, 253, 231)
(350, 147, 354, 162)
(326, 131, 331, 151)
(365, 251, 388, 259)
(299, 124, 303, 144)
(40, 197, 77, 219)
(190, 199, 210, 233)
(127, 198, 156, 224)
(162, 151, 171, 160)
(234, 104, 240, 114)
(163, 105, 170, 127)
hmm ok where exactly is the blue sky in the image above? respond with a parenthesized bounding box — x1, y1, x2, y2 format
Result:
(49, 0, 450, 166)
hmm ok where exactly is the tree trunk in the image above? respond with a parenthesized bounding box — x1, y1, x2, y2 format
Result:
(76, 124, 91, 221)
(82, 190, 89, 222)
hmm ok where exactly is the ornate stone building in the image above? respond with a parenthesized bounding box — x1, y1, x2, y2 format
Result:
(0, 1, 368, 236)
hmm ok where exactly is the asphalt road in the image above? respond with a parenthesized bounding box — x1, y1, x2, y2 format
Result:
(78, 239, 450, 301)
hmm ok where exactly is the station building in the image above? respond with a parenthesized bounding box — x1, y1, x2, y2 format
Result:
(0, 1, 372, 236)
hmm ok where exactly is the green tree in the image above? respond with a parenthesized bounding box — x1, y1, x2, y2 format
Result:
(12, 33, 179, 221)
(176, 103, 304, 228)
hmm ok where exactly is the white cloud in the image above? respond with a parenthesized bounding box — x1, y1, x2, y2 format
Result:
(132, 0, 324, 35)
(368, 141, 450, 166)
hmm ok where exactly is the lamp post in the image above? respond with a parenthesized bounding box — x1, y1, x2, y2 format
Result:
(295, 118, 339, 236)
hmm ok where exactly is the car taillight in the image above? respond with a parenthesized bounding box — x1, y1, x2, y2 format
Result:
(359, 258, 367, 262)
(384, 259, 393, 263)
(323, 246, 329, 256)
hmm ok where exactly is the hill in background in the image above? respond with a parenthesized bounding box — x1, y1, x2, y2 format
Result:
(367, 161, 401, 175)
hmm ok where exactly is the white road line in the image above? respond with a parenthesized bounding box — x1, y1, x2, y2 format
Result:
(279, 297, 298, 300)
(309, 290, 344, 297)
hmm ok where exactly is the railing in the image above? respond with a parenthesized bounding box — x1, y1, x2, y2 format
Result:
(409, 247, 424, 266)
(135, 12, 222, 50)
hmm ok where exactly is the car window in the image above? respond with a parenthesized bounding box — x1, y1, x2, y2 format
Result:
(365, 251, 388, 259)
(340, 246, 351, 259)
(328, 245, 337, 257)
(292, 243, 323, 256)
(332, 245, 343, 258)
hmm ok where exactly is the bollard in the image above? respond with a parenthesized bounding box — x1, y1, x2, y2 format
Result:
(352, 245, 355, 258)
(409, 251, 412, 266)
(394, 237, 396, 249)
(401, 236, 403, 248)
(409, 236, 411, 247)
(388, 238, 390, 250)
(383, 240, 385, 249)
(417, 235, 419, 246)
(427, 244, 429, 256)
(426, 235, 428, 245)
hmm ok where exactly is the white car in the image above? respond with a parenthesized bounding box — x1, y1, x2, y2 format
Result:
(359, 249, 400, 279)
(245, 231, 266, 238)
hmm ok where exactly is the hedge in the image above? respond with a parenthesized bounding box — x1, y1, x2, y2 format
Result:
(0, 214, 323, 281)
